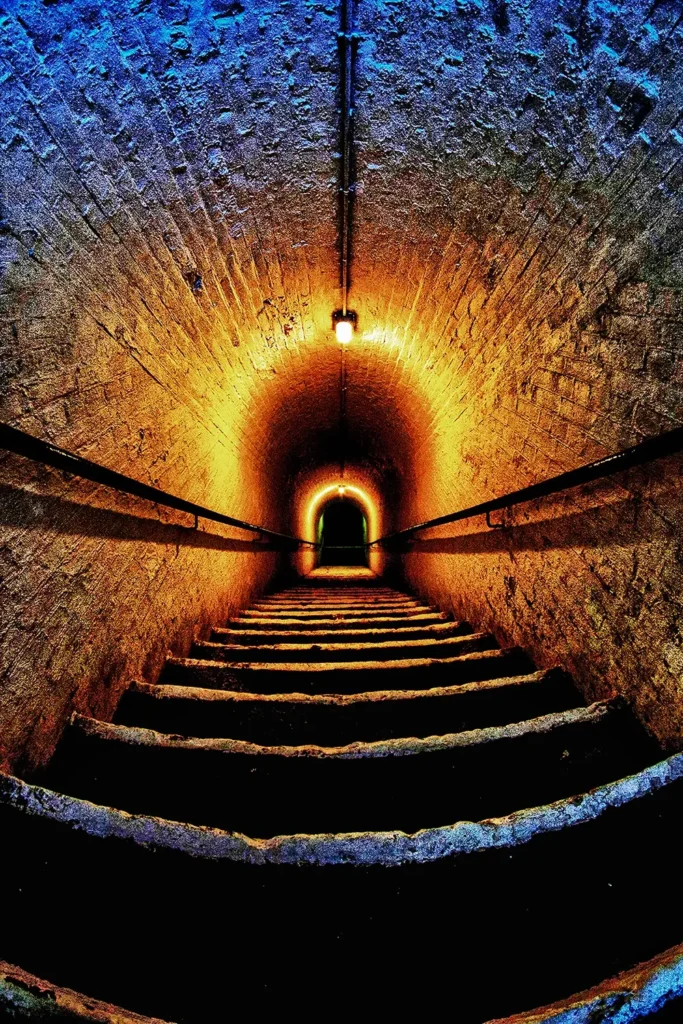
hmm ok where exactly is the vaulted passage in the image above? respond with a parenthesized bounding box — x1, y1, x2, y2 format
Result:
(318, 499, 368, 565)
(2, 0, 683, 1020)
(3, 570, 683, 1021)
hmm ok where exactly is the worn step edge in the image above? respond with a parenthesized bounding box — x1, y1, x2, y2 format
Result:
(485, 941, 683, 1023)
(3, 942, 681, 1024)
(247, 600, 428, 607)
(240, 606, 432, 614)
(276, 587, 400, 592)
(273, 598, 409, 603)
(165, 647, 518, 679)
(272, 595, 404, 600)
(276, 593, 402, 599)
(258, 592, 415, 599)
(193, 632, 494, 659)
(166, 647, 519, 676)
(226, 613, 449, 629)
(255, 605, 422, 612)
(0, 960, 168, 1023)
(274, 589, 401, 598)
(255, 595, 421, 601)
(3, 752, 682, 866)
(211, 621, 467, 644)
(73, 701, 615, 760)
(130, 668, 556, 707)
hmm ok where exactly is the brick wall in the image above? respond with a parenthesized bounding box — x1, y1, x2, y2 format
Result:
(290, 463, 390, 577)
(2, 0, 683, 766)
(0, 0, 342, 771)
(347, 0, 683, 748)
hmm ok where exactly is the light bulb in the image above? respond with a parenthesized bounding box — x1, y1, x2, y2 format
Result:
(335, 319, 353, 344)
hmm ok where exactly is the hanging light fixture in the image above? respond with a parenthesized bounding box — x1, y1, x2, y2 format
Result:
(333, 309, 357, 344)
(332, 0, 358, 346)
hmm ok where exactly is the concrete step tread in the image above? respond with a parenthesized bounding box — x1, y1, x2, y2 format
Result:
(240, 608, 435, 619)
(129, 669, 564, 707)
(0, 961, 168, 1024)
(60, 699, 652, 836)
(168, 646, 517, 675)
(116, 670, 585, 744)
(73, 700, 617, 758)
(275, 594, 404, 600)
(1, 947, 681, 1024)
(259, 591, 414, 598)
(252, 604, 424, 612)
(226, 612, 449, 629)
(192, 632, 495, 662)
(247, 594, 420, 599)
(162, 648, 534, 694)
(210, 621, 468, 644)
(5, 751, 683, 866)
(253, 598, 419, 602)
(274, 589, 401, 595)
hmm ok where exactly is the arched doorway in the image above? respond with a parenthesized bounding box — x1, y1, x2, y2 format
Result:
(318, 500, 368, 566)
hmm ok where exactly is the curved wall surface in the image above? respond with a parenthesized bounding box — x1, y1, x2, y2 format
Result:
(1, 0, 683, 767)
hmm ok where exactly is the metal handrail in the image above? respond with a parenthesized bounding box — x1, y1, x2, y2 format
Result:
(0, 422, 309, 547)
(370, 424, 683, 546)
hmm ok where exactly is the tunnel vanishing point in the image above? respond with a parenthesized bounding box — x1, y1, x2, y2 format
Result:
(2, 0, 683, 1021)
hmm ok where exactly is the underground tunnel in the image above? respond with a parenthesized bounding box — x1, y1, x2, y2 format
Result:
(317, 498, 369, 566)
(1, 0, 683, 1020)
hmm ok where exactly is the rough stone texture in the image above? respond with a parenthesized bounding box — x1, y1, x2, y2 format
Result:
(132, 669, 555, 708)
(73, 699, 614, 758)
(0, 959, 168, 1023)
(3, 747, 683, 866)
(0, 0, 332, 770)
(163, 645, 523, 694)
(3, 940, 683, 1024)
(488, 942, 683, 1023)
(346, 1, 683, 748)
(2, 0, 683, 765)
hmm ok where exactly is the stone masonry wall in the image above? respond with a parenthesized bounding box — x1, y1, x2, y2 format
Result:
(2, 0, 683, 765)
(0, 0, 342, 772)
(346, 0, 683, 747)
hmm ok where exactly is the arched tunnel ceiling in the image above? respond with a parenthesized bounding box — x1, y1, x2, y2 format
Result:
(1, 0, 682, 525)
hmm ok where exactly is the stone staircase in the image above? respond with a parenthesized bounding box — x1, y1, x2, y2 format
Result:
(1, 569, 682, 1022)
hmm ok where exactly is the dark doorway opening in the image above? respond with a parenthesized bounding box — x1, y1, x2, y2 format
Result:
(318, 500, 368, 566)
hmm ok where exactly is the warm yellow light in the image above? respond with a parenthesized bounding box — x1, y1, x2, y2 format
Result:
(335, 320, 353, 344)
(305, 483, 377, 543)
(338, 485, 346, 496)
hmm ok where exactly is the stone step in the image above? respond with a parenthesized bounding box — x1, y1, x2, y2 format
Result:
(260, 589, 412, 598)
(210, 620, 469, 646)
(161, 647, 534, 694)
(226, 612, 449, 631)
(279, 591, 400, 598)
(117, 670, 580, 744)
(41, 700, 651, 839)
(258, 594, 420, 600)
(255, 594, 419, 604)
(191, 631, 495, 664)
(0, 961, 168, 1024)
(239, 606, 437, 620)
(276, 590, 401, 597)
(3, 753, 682, 1022)
(250, 598, 421, 606)
(2, 945, 682, 1024)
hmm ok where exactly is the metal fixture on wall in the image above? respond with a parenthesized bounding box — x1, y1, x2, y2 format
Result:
(333, 308, 356, 343)
(333, 0, 358, 485)
(337, 0, 358, 324)
(339, 336, 348, 480)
